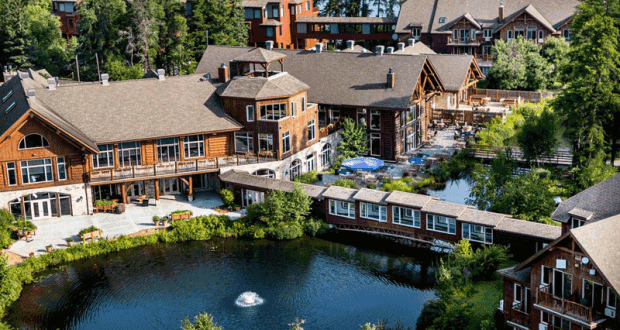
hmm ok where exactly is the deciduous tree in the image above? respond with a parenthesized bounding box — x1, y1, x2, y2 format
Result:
(488, 36, 551, 91)
(517, 108, 559, 166)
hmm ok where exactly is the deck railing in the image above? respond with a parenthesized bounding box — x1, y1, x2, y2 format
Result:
(89, 154, 277, 183)
(507, 302, 530, 327)
(468, 144, 573, 166)
(536, 288, 594, 323)
(447, 35, 483, 45)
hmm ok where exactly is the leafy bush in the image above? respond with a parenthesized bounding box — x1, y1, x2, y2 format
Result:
(294, 171, 319, 184)
(267, 222, 304, 240)
(66, 238, 74, 243)
(367, 183, 377, 189)
(331, 178, 357, 189)
(248, 183, 312, 226)
(219, 189, 235, 211)
(171, 210, 193, 215)
(94, 200, 116, 206)
(302, 218, 330, 237)
(152, 216, 160, 222)
(78, 226, 101, 236)
(180, 313, 223, 330)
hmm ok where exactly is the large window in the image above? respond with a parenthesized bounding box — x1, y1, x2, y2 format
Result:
(157, 138, 180, 163)
(19, 134, 49, 150)
(608, 288, 617, 309)
(571, 217, 585, 229)
(527, 28, 537, 40)
(319, 106, 328, 126)
(370, 110, 381, 129)
(305, 1, 310, 11)
(282, 131, 291, 154)
(266, 27, 275, 37)
(184, 135, 205, 158)
(57, 157, 66, 181)
(20, 159, 53, 184)
(329, 199, 355, 218)
(483, 29, 492, 39)
(370, 133, 381, 156)
(306, 154, 315, 172)
(260, 103, 287, 120)
(244, 8, 254, 18)
(258, 133, 273, 152)
(252, 169, 276, 178)
(291, 101, 297, 117)
(462, 223, 492, 243)
(118, 141, 142, 167)
(235, 132, 254, 153)
(360, 202, 387, 222)
(242, 189, 265, 207)
(393, 206, 420, 228)
(302, 97, 306, 112)
(321, 143, 333, 167)
(563, 29, 572, 41)
(330, 109, 340, 124)
(246, 105, 255, 122)
(290, 159, 302, 180)
(308, 119, 316, 141)
(93, 144, 114, 168)
(426, 214, 456, 235)
(357, 109, 367, 126)
(6, 162, 17, 186)
(582, 279, 605, 309)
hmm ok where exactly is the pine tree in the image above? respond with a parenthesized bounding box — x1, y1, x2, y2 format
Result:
(0, 0, 33, 69)
(154, 0, 192, 73)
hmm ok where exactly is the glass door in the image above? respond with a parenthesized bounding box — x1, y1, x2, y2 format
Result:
(160, 178, 179, 194)
(30, 200, 51, 219)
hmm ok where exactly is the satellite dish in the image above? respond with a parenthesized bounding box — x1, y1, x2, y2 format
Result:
(582, 257, 589, 265)
(392, 33, 398, 41)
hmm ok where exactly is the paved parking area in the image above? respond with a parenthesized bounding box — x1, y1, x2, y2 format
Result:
(8, 191, 243, 258)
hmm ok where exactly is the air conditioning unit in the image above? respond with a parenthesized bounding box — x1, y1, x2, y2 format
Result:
(484, 37, 491, 42)
(539, 323, 548, 330)
(604, 307, 616, 318)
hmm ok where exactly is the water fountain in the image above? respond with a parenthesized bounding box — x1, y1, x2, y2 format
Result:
(234, 291, 264, 307)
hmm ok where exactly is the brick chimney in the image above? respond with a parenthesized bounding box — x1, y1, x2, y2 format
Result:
(397, 42, 405, 51)
(265, 40, 274, 50)
(499, 1, 505, 22)
(218, 63, 230, 83)
(387, 68, 395, 89)
(376, 45, 384, 56)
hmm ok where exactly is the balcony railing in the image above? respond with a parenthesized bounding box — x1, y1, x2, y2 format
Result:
(507, 302, 530, 327)
(536, 288, 594, 324)
(474, 54, 493, 62)
(447, 35, 482, 45)
(89, 154, 277, 183)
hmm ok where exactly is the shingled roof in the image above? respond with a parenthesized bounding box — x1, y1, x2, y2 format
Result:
(217, 72, 309, 100)
(393, 42, 436, 55)
(34, 74, 242, 143)
(551, 174, 620, 224)
(219, 170, 327, 198)
(197, 46, 445, 110)
(426, 54, 483, 91)
(233, 48, 286, 64)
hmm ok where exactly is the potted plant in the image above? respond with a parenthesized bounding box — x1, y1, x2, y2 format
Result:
(78, 226, 102, 242)
(66, 238, 74, 247)
(45, 244, 53, 252)
(29, 252, 35, 258)
(159, 217, 168, 227)
(152, 216, 160, 227)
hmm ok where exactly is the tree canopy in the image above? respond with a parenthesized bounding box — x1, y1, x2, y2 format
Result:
(516, 108, 559, 166)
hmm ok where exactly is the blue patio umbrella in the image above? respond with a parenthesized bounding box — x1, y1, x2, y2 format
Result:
(342, 157, 385, 171)
(460, 131, 475, 138)
(409, 157, 425, 165)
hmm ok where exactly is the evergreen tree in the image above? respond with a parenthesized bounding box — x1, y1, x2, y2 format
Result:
(0, 0, 33, 69)
(552, 0, 620, 166)
(154, 0, 192, 73)
(517, 108, 559, 167)
(336, 118, 369, 159)
(541, 36, 570, 86)
(188, 0, 248, 60)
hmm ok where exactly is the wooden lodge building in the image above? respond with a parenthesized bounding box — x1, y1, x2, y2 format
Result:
(499, 174, 620, 330)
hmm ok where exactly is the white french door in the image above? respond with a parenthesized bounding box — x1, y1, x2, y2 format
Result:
(30, 200, 52, 219)
(160, 178, 180, 194)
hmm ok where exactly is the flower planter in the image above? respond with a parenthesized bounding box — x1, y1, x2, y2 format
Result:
(79, 230, 103, 242)
(159, 220, 167, 227)
(66, 241, 74, 247)
(29, 252, 35, 258)
(45, 245, 53, 252)
(170, 214, 181, 221)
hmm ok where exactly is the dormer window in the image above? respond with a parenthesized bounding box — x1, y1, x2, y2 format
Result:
(19, 134, 50, 150)
(571, 217, 585, 228)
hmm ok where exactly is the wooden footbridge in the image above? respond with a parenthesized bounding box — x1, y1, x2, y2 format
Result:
(469, 144, 573, 166)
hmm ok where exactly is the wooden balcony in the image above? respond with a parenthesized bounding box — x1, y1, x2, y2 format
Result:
(89, 154, 277, 184)
(318, 123, 336, 139)
(447, 35, 482, 45)
(507, 302, 530, 327)
(474, 54, 493, 62)
(536, 288, 595, 324)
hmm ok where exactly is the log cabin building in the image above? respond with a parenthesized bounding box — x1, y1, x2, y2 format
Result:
(395, 0, 579, 75)
(499, 174, 620, 330)
(197, 43, 452, 161)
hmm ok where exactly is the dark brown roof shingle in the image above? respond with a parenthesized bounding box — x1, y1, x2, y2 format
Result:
(551, 174, 620, 224)
(217, 72, 309, 100)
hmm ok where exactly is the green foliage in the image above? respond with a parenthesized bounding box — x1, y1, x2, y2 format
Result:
(248, 183, 312, 226)
(78, 226, 101, 236)
(476, 113, 525, 146)
(294, 171, 319, 184)
(289, 318, 306, 330)
(572, 157, 618, 191)
(171, 210, 193, 215)
(337, 118, 369, 160)
(517, 108, 559, 166)
(367, 183, 377, 189)
(65, 238, 74, 243)
(416, 299, 444, 330)
(103, 60, 144, 81)
(541, 36, 570, 86)
(94, 200, 117, 206)
(180, 313, 223, 330)
(429, 150, 477, 182)
(301, 217, 330, 237)
(219, 189, 235, 210)
(267, 221, 304, 240)
(381, 177, 415, 193)
(153, 216, 160, 222)
(487, 36, 553, 91)
(331, 178, 358, 189)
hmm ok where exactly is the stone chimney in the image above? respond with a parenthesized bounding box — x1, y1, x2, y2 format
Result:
(346, 40, 355, 50)
(499, 1, 505, 22)
(408, 38, 415, 47)
(315, 43, 323, 53)
(157, 69, 165, 81)
(387, 68, 395, 89)
(265, 40, 274, 50)
(218, 63, 230, 83)
(47, 77, 56, 90)
(100, 73, 109, 86)
(375, 45, 384, 56)
(386, 46, 394, 54)
(397, 42, 405, 51)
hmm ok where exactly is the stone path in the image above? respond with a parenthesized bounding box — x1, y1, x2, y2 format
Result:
(8, 191, 244, 258)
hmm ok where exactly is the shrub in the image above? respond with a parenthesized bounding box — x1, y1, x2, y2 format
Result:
(65, 238, 74, 243)
(171, 210, 193, 215)
(331, 178, 357, 189)
(367, 183, 377, 189)
(301, 218, 329, 237)
(219, 189, 235, 210)
(152, 216, 160, 222)
(94, 200, 116, 206)
(294, 171, 319, 184)
(267, 222, 304, 240)
(180, 313, 223, 330)
(78, 226, 101, 236)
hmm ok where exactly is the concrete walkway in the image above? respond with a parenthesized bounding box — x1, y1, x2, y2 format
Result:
(9, 191, 244, 258)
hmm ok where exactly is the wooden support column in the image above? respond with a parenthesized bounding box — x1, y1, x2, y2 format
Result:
(121, 183, 128, 204)
(154, 180, 160, 200)
(188, 176, 193, 197)
(20, 196, 26, 220)
(56, 194, 61, 218)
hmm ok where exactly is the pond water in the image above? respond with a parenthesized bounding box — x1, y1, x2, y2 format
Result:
(427, 178, 474, 206)
(7, 235, 438, 330)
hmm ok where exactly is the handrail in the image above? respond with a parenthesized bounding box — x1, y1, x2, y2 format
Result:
(536, 288, 593, 323)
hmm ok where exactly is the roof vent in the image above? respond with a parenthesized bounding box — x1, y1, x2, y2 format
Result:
(408, 38, 415, 47)
(375, 45, 384, 56)
(346, 40, 355, 50)
(19, 72, 29, 79)
(397, 42, 405, 51)
(26, 89, 35, 98)
(386, 46, 394, 54)
(265, 40, 274, 51)
(315, 43, 323, 53)
(100, 73, 109, 86)
(47, 78, 56, 90)
(157, 68, 165, 81)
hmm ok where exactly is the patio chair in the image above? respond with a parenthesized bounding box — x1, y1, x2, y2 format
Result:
(142, 198, 149, 207)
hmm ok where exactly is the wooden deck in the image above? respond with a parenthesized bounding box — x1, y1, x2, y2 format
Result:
(469, 144, 572, 166)
(536, 288, 601, 325)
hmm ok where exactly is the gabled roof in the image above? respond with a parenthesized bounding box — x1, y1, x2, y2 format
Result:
(494, 217, 561, 240)
(240, 0, 272, 8)
(393, 42, 436, 55)
(494, 4, 556, 33)
(448, 12, 481, 30)
(197, 46, 445, 110)
(426, 54, 483, 92)
(384, 190, 434, 208)
(322, 185, 357, 202)
(233, 47, 286, 64)
(457, 209, 506, 227)
(551, 174, 620, 224)
(497, 265, 531, 284)
(516, 214, 620, 296)
(353, 188, 390, 205)
(421, 200, 469, 218)
(217, 72, 309, 100)
(34, 74, 242, 143)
